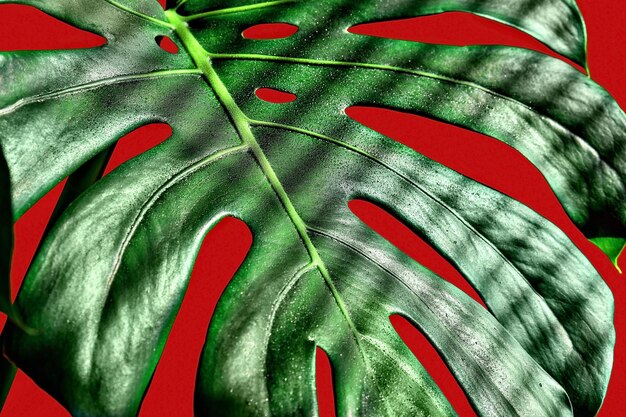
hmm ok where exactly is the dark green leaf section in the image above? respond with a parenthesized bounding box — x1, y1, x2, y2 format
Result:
(0, 1, 617, 417)
(0, 145, 18, 414)
(0, 353, 16, 411)
(4, 0, 623, 255)
(0, 148, 15, 317)
(248, 123, 614, 416)
(179, 0, 588, 66)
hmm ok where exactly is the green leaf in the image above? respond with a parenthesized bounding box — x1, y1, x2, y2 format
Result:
(0, 0, 618, 416)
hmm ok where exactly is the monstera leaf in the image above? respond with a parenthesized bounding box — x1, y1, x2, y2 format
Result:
(0, 0, 621, 415)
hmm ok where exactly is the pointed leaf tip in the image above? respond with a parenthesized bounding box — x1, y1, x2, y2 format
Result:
(590, 237, 626, 273)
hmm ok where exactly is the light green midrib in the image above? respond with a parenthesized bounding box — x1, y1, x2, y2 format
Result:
(165, 10, 367, 353)
(99, 0, 591, 142)
(249, 119, 535, 284)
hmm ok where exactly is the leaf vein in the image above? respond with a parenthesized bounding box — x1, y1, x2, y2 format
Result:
(0, 69, 201, 117)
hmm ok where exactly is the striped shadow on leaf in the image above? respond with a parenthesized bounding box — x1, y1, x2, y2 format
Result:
(0, 0, 621, 416)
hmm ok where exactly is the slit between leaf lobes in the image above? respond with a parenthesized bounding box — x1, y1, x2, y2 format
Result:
(156, 35, 179, 53)
(315, 347, 336, 417)
(255, 87, 297, 103)
(164, 10, 368, 358)
(243, 23, 299, 40)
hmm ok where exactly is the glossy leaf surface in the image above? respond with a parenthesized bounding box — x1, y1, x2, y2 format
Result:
(0, 0, 619, 416)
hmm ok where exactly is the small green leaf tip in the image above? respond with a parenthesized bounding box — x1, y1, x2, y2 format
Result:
(591, 237, 626, 273)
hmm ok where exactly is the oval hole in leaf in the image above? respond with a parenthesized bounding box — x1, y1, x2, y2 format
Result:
(0, 4, 105, 51)
(316, 347, 336, 417)
(390, 314, 478, 417)
(255, 87, 297, 104)
(155, 35, 179, 54)
(140, 217, 252, 416)
(345, 106, 569, 226)
(349, 199, 486, 308)
(242, 23, 298, 40)
(349, 12, 583, 72)
(104, 123, 172, 175)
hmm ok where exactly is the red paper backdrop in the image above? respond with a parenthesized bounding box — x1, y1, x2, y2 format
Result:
(0, 1, 625, 416)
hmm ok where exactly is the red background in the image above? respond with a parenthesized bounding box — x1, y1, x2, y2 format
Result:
(1, 1, 625, 415)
